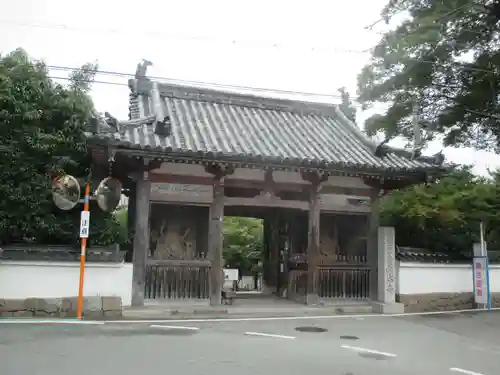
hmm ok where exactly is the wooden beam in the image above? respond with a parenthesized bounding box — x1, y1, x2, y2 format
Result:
(131, 168, 151, 306)
(148, 173, 372, 196)
(147, 259, 211, 267)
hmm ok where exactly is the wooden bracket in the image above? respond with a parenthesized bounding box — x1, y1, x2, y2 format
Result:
(140, 157, 161, 171)
(301, 170, 329, 187)
(142, 157, 153, 167)
(259, 168, 276, 198)
(204, 163, 235, 179)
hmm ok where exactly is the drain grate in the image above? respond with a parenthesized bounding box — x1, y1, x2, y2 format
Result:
(339, 335, 359, 340)
(295, 326, 328, 333)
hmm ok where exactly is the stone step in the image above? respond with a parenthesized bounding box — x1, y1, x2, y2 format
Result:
(120, 302, 373, 320)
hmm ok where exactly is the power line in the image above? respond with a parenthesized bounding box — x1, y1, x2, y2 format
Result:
(0, 19, 371, 55)
(48, 65, 347, 100)
(49, 75, 390, 110)
(48, 43, 499, 100)
(50, 76, 128, 87)
(364, 1, 483, 34)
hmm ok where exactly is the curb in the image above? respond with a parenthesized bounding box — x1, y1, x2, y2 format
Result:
(0, 318, 105, 325)
(102, 306, 374, 321)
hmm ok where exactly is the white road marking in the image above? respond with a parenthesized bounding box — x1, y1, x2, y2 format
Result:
(340, 344, 397, 357)
(150, 324, 200, 331)
(450, 367, 484, 375)
(103, 306, 500, 324)
(469, 344, 500, 355)
(244, 331, 296, 339)
(0, 319, 105, 325)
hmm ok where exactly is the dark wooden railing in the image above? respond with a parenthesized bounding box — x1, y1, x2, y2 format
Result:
(145, 260, 211, 300)
(318, 267, 370, 299)
(288, 265, 370, 302)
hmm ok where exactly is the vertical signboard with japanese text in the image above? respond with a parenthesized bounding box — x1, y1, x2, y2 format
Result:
(473, 256, 489, 305)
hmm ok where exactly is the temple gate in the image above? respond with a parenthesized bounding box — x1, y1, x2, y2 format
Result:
(86, 61, 444, 309)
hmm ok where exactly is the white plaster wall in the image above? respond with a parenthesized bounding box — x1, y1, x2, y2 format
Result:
(0, 261, 133, 306)
(397, 262, 500, 295)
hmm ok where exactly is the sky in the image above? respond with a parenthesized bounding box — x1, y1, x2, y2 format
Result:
(2, 0, 500, 176)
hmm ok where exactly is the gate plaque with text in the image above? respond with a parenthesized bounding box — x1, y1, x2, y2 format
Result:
(150, 183, 213, 203)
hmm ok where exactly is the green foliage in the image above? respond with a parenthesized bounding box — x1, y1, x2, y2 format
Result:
(223, 217, 263, 275)
(357, 0, 500, 151)
(382, 165, 500, 253)
(338, 87, 357, 122)
(114, 206, 130, 247)
(0, 48, 120, 246)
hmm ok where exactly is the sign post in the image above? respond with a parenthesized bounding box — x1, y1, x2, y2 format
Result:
(473, 222, 491, 311)
(76, 183, 91, 319)
(52, 174, 122, 320)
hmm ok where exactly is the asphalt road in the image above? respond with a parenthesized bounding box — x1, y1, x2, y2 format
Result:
(1, 311, 500, 375)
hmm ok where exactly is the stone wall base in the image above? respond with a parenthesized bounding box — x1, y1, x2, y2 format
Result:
(0, 296, 122, 318)
(397, 292, 500, 313)
(372, 301, 405, 314)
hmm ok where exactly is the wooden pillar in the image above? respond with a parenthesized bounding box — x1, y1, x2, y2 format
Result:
(206, 164, 233, 306)
(131, 169, 151, 307)
(302, 171, 328, 305)
(367, 187, 381, 301)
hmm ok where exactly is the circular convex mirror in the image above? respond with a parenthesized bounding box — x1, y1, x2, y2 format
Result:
(95, 177, 122, 213)
(52, 174, 81, 210)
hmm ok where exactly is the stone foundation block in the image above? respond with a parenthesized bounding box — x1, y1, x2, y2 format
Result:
(101, 296, 122, 311)
(397, 292, 500, 313)
(372, 301, 405, 314)
(0, 296, 123, 318)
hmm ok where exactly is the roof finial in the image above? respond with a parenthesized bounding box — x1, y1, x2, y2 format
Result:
(135, 59, 153, 80)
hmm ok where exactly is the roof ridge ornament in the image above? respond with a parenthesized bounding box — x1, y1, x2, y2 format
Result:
(128, 59, 153, 94)
(87, 112, 171, 137)
(135, 59, 153, 80)
(374, 138, 445, 166)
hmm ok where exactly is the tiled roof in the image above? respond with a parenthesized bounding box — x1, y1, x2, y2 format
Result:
(89, 79, 444, 173)
(396, 247, 500, 264)
(396, 247, 468, 264)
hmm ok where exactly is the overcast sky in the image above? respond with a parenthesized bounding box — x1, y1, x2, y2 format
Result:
(2, 0, 500, 176)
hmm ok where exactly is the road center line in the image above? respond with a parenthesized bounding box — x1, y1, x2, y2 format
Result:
(150, 325, 200, 331)
(450, 367, 484, 375)
(340, 344, 397, 357)
(244, 331, 296, 339)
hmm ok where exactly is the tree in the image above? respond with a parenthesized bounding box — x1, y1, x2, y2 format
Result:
(223, 217, 263, 276)
(338, 87, 357, 122)
(114, 206, 130, 247)
(357, 0, 500, 152)
(0, 48, 121, 246)
(382, 165, 500, 254)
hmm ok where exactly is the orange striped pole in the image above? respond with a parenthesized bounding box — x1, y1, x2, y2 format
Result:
(76, 183, 91, 319)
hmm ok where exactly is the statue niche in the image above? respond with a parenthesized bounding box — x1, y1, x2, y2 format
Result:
(319, 214, 340, 264)
(151, 219, 196, 260)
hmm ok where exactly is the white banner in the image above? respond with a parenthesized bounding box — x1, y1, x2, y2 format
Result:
(473, 256, 490, 305)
